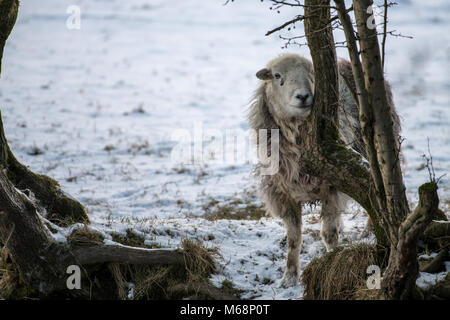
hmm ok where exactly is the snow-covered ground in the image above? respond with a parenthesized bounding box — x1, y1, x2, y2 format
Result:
(1, 0, 449, 299)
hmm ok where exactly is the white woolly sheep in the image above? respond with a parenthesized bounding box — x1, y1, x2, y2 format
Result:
(248, 53, 401, 287)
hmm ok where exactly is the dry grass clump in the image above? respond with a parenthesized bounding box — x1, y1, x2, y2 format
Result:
(109, 239, 227, 300)
(111, 229, 162, 249)
(302, 243, 381, 300)
(203, 197, 266, 221)
(352, 287, 384, 300)
(181, 238, 217, 277)
(67, 227, 104, 246)
(0, 245, 36, 300)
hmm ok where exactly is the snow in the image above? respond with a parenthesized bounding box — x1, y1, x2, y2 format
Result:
(417, 270, 449, 291)
(1, 0, 449, 299)
(417, 251, 450, 290)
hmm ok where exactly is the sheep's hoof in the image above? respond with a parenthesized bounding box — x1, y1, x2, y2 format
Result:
(322, 243, 333, 252)
(320, 231, 338, 252)
(279, 272, 299, 288)
(321, 237, 338, 252)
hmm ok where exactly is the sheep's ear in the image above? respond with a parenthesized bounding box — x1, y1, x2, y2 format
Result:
(256, 68, 273, 80)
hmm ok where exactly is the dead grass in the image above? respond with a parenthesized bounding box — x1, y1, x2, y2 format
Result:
(302, 243, 380, 300)
(0, 230, 231, 300)
(0, 245, 37, 300)
(111, 229, 162, 249)
(67, 227, 104, 246)
(220, 279, 245, 298)
(353, 287, 383, 300)
(202, 196, 266, 221)
(108, 239, 225, 300)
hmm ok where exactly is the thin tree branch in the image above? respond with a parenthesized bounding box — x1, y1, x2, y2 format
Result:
(266, 15, 306, 36)
(381, 0, 388, 70)
(334, 0, 388, 226)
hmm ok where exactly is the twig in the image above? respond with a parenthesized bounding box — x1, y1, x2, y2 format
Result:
(422, 138, 436, 183)
(266, 15, 306, 36)
(382, 0, 388, 70)
(265, 6, 352, 37)
(1, 221, 14, 250)
(0, 221, 14, 262)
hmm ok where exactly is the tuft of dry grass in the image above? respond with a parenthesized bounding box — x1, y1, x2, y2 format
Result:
(353, 287, 383, 300)
(181, 239, 217, 278)
(0, 236, 232, 300)
(107, 239, 225, 300)
(111, 229, 162, 249)
(0, 245, 36, 300)
(302, 243, 380, 300)
(202, 196, 266, 221)
(67, 227, 104, 246)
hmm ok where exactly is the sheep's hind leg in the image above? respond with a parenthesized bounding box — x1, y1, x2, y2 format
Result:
(320, 188, 345, 251)
(279, 207, 302, 288)
(360, 216, 373, 239)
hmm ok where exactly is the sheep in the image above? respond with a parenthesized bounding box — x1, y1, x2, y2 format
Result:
(248, 53, 401, 288)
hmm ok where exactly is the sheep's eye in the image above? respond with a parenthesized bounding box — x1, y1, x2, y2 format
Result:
(274, 73, 281, 79)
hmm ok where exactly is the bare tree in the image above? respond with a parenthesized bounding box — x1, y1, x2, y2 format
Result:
(242, 0, 441, 299)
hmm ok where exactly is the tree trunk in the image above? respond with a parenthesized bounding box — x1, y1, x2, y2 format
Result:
(352, 0, 410, 248)
(0, 169, 74, 296)
(0, 113, 89, 226)
(301, 0, 390, 247)
(382, 183, 439, 299)
(0, 160, 192, 297)
(0, 0, 18, 75)
(334, 0, 388, 237)
(301, 0, 440, 299)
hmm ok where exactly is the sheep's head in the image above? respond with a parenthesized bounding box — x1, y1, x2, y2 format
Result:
(256, 54, 314, 120)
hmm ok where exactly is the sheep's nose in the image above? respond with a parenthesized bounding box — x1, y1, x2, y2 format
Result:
(296, 94, 309, 102)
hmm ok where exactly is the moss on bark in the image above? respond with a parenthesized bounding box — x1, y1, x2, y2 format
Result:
(0, 111, 89, 226)
(0, 0, 19, 75)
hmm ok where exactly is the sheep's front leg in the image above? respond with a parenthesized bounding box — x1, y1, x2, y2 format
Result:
(262, 189, 302, 287)
(280, 212, 302, 288)
(320, 188, 345, 251)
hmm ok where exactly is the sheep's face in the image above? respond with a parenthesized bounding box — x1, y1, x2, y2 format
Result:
(256, 55, 314, 120)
